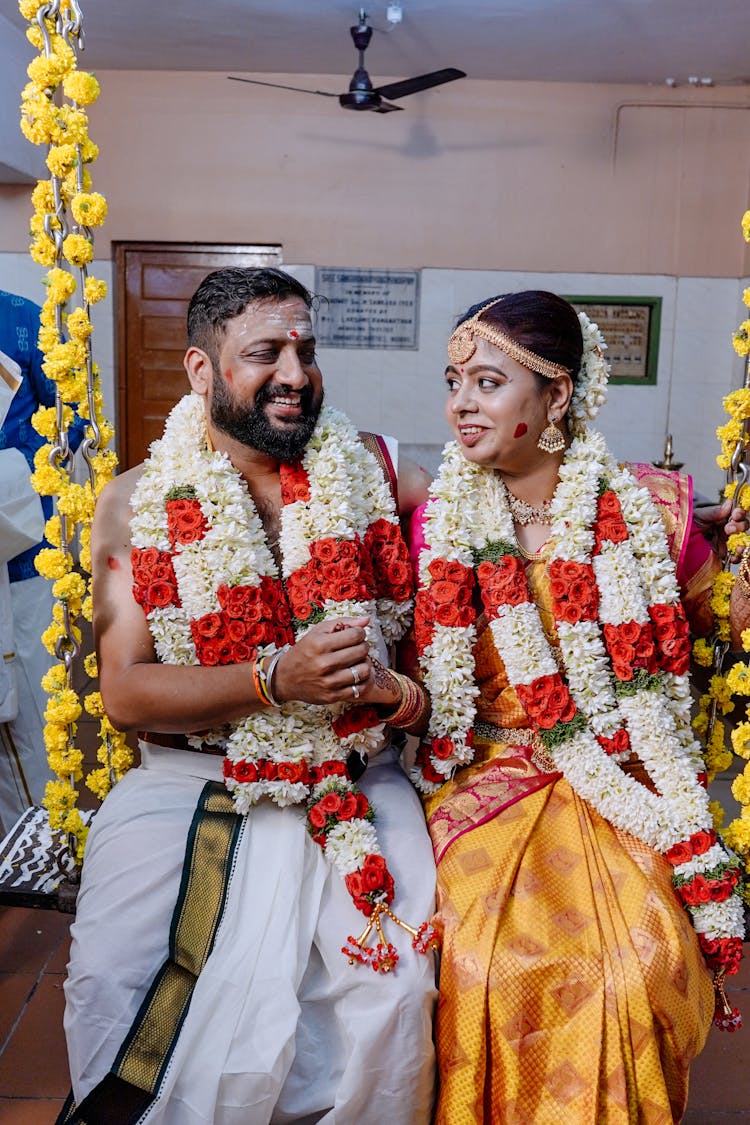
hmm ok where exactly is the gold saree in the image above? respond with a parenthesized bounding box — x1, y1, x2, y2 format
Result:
(424, 472, 717, 1124)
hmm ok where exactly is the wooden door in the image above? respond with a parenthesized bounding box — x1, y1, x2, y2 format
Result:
(115, 242, 282, 469)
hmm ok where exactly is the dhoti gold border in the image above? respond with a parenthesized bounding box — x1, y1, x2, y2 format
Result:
(58, 781, 242, 1124)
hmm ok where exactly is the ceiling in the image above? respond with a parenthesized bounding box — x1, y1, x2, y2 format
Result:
(5, 0, 750, 88)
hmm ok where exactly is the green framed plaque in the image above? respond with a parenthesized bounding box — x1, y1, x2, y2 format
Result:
(565, 296, 662, 384)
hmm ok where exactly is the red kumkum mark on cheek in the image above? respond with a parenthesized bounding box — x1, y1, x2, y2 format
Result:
(514, 422, 528, 438)
(107, 556, 120, 570)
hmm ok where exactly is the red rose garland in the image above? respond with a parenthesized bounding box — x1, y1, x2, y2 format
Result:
(414, 464, 744, 1004)
(130, 399, 436, 972)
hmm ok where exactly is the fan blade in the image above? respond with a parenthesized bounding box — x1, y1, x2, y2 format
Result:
(374, 68, 466, 101)
(228, 76, 337, 98)
(374, 101, 404, 114)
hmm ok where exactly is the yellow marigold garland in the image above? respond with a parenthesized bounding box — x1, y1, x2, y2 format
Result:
(693, 209, 750, 891)
(19, 0, 130, 861)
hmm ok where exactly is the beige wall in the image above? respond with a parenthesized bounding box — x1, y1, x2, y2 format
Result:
(1, 73, 750, 276)
(2, 71, 750, 498)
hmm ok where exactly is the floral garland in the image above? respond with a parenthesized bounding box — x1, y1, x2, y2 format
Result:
(413, 428, 745, 992)
(130, 393, 435, 970)
(692, 212, 750, 900)
(18, 0, 125, 860)
(567, 311, 610, 433)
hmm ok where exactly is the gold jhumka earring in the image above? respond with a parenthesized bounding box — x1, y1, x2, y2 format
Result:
(537, 416, 566, 454)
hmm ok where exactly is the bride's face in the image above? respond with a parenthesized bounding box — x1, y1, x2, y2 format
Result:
(444, 337, 555, 473)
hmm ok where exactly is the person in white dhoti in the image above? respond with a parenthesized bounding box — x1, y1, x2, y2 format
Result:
(62, 267, 437, 1125)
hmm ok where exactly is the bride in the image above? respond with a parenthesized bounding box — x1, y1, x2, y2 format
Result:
(410, 290, 746, 1124)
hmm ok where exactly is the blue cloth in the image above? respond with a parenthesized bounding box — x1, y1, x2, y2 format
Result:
(0, 289, 85, 582)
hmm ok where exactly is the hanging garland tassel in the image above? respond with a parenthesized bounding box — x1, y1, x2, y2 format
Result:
(18, 0, 128, 861)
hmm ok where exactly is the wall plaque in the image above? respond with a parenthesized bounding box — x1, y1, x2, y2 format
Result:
(314, 268, 420, 349)
(565, 296, 662, 384)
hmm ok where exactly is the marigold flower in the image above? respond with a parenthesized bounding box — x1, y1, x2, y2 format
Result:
(62, 232, 94, 266)
(692, 638, 714, 667)
(66, 307, 93, 341)
(53, 571, 86, 603)
(71, 190, 107, 227)
(19, 0, 48, 21)
(30, 234, 57, 267)
(46, 142, 78, 178)
(84, 276, 107, 304)
(742, 210, 750, 242)
(62, 70, 101, 106)
(45, 266, 76, 304)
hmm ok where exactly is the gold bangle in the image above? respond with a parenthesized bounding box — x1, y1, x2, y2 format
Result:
(379, 671, 430, 729)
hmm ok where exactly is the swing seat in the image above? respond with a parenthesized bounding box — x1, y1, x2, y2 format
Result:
(0, 805, 93, 911)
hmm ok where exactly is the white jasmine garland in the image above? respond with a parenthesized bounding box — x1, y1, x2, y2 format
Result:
(415, 419, 744, 957)
(130, 394, 412, 910)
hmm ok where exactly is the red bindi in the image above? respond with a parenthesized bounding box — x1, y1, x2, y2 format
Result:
(514, 423, 528, 438)
(287, 329, 299, 339)
(107, 556, 120, 570)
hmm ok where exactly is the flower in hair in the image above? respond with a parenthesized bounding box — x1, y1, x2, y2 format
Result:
(567, 311, 610, 432)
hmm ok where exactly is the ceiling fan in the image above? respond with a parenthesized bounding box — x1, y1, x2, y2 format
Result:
(228, 8, 466, 114)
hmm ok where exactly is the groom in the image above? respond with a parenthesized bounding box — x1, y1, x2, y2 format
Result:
(60, 267, 436, 1124)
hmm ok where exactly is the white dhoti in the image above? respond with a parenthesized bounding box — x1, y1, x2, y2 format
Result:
(64, 744, 437, 1124)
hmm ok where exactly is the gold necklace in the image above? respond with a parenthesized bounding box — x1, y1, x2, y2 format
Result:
(501, 480, 554, 526)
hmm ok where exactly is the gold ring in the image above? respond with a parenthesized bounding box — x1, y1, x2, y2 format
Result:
(351, 666, 360, 685)
(352, 683, 360, 700)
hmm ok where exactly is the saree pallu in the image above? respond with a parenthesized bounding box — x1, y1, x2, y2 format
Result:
(414, 467, 719, 1124)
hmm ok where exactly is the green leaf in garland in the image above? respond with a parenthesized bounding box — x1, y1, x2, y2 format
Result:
(472, 539, 520, 565)
(614, 669, 663, 697)
(166, 484, 198, 501)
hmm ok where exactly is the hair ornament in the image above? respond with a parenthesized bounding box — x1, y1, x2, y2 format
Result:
(447, 297, 570, 379)
(567, 311, 610, 434)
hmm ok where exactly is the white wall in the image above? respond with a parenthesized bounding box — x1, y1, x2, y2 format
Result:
(2, 251, 744, 500)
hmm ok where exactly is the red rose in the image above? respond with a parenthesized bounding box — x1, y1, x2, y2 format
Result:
(232, 643, 253, 664)
(708, 880, 734, 903)
(308, 805, 328, 829)
(319, 792, 342, 815)
(277, 761, 307, 783)
(428, 558, 448, 581)
(233, 760, 259, 783)
(363, 865, 386, 891)
(690, 828, 716, 855)
(339, 793, 359, 820)
(665, 839, 693, 866)
(345, 871, 365, 898)
(195, 637, 222, 665)
(146, 579, 178, 608)
(280, 461, 311, 505)
(193, 612, 225, 640)
(431, 736, 455, 760)
(139, 546, 161, 568)
(311, 538, 339, 564)
(434, 603, 461, 627)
